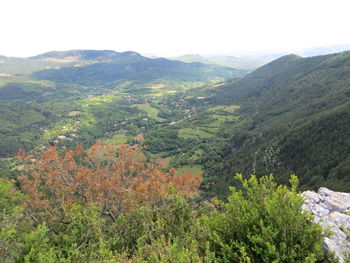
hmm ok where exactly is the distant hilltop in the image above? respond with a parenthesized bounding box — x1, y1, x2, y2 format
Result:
(30, 50, 142, 61)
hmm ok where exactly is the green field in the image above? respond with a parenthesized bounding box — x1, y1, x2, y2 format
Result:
(199, 126, 219, 133)
(223, 105, 240, 112)
(175, 165, 203, 175)
(108, 133, 130, 145)
(132, 103, 165, 122)
(207, 105, 240, 113)
(178, 128, 213, 139)
(211, 114, 238, 123)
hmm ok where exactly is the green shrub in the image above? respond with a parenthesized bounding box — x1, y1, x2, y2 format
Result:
(203, 174, 325, 263)
(17, 205, 118, 263)
(0, 178, 27, 262)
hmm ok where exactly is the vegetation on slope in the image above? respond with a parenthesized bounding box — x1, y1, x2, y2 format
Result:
(0, 144, 325, 262)
(204, 51, 350, 196)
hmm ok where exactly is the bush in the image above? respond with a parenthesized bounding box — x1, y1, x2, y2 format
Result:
(0, 178, 27, 262)
(203, 174, 325, 263)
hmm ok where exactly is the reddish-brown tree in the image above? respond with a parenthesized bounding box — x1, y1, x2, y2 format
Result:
(18, 142, 201, 224)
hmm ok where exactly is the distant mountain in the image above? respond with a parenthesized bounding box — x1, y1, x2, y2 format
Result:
(30, 50, 142, 61)
(0, 49, 249, 103)
(205, 50, 350, 195)
(171, 45, 350, 71)
(31, 50, 248, 85)
(171, 54, 266, 70)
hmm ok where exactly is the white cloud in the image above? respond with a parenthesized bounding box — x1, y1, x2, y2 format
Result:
(1, 0, 350, 57)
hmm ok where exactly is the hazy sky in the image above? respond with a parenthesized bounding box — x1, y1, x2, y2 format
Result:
(1, 0, 350, 57)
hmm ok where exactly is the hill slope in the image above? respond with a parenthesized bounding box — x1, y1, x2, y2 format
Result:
(203, 51, 350, 196)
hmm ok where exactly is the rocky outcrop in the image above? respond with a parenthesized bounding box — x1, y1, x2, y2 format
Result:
(301, 187, 350, 262)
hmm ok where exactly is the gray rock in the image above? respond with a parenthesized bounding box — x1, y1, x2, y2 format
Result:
(318, 187, 350, 212)
(313, 204, 331, 217)
(301, 190, 324, 203)
(301, 188, 350, 263)
(324, 237, 345, 262)
(328, 211, 350, 229)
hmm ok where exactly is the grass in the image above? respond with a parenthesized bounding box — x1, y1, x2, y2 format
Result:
(207, 106, 226, 112)
(223, 105, 240, 112)
(200, 127, 219, 133)
(188, 149, 205, 162)
(175, 165, 203, 175)
(132, 103, 166, 122)
(147, 83, 166, 89)
(178, 128, 213, 139)
(108, 133, 130, 145)
(207, 105, 240, 113)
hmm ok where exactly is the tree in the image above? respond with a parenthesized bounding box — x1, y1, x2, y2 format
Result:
(18, 142, 202, 225)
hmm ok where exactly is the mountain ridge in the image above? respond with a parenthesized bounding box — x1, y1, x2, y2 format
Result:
(30, 49, 143, 61)
(30, 51, 248, 85)
(171, 53, 267, 70)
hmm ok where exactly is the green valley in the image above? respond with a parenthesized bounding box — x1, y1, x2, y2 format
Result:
(3, 0, 350, 261)
(1, 49, 350, 263)
(0, 50, 247, 158)
(1, 49, 350, 199)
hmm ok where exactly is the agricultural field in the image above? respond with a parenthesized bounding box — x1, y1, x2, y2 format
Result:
(178, 128, 213, 139)
(108, 133, 131, 145)
(132, 103, 165, 122)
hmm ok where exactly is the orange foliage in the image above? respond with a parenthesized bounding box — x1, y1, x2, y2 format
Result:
(18, 142, 201, 223)
(16, 148, 26, 159)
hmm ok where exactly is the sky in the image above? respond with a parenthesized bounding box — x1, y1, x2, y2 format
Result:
(1, 0, 350, 57)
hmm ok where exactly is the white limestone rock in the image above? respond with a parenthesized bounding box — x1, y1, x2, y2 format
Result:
(318, 187, 350, 212)
(301, 187, 350, 263)
(301, 190, 324, 203)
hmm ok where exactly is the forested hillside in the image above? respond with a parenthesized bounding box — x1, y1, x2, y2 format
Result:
(203, 51, 350, 196)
